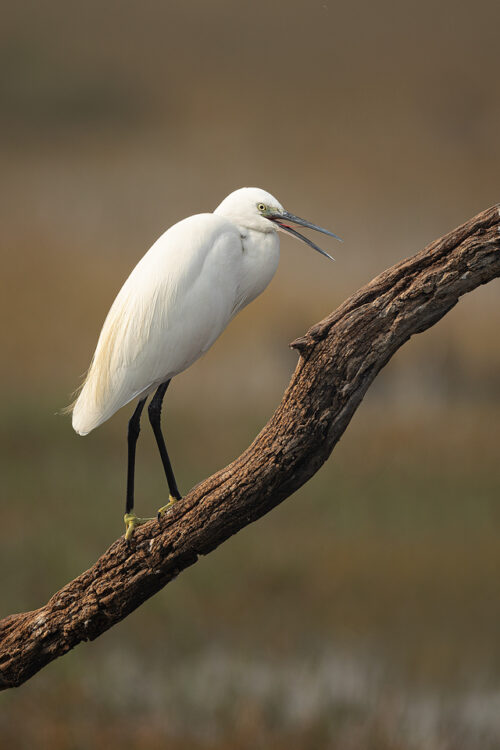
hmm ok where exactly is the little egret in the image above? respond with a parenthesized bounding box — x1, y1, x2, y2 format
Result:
(70, 187, 341, 539)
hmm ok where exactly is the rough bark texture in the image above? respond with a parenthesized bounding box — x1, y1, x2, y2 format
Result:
(1, 205, 499, 690)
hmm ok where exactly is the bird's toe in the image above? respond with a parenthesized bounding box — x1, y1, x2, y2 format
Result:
(157, 495, 181, 520)
(123, 512, 153, 541)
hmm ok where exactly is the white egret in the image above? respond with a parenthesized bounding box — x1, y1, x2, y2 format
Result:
(70, 187, 341, 539)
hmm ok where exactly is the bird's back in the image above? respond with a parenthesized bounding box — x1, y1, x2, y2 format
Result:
(72, 213, 245, 435)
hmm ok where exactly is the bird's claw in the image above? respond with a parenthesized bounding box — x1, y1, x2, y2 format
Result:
(124, 512, 154, 542)
(157, 495, 180, 520)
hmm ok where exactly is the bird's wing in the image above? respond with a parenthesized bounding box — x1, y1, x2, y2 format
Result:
(72, 214, 244, 434)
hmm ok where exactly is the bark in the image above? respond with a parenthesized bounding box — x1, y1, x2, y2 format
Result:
(1, 204, 499, 690)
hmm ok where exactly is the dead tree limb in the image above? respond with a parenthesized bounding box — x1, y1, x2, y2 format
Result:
(1, 204, 499, 690)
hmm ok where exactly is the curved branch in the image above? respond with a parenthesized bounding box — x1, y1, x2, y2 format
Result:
(1, 205, 499, 690)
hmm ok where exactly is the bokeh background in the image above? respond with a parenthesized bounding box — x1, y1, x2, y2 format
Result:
(1, 1, 499, 747)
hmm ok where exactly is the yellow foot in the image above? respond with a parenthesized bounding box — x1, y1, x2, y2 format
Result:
(124, 512, 154, 541)
(157, 495, 181, 519)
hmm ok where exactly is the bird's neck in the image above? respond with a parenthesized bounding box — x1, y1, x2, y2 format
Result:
(234, 228, 280, 314)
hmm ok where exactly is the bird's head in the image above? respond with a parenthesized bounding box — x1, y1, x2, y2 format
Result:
(214, 187, 341, 260)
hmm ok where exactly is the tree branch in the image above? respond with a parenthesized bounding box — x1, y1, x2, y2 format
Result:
(1, 205, 499, 690)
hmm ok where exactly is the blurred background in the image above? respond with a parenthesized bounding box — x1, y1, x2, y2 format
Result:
(1, 1, 499, 747)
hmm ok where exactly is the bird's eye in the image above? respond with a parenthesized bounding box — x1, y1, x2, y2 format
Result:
(257, 203, 267, 212)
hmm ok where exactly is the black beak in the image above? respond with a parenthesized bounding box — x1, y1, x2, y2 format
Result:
(269, 209, 342, 260)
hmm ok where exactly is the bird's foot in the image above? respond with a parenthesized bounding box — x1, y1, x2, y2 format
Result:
(124, 512, 154, 541)
(157, 495, 181, 519)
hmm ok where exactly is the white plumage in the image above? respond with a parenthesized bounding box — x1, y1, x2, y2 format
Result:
(72, 189, 283, 435)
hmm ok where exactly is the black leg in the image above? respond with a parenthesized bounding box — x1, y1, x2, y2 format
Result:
(126, 398, 146, 515)
(148, 380, 181, 500)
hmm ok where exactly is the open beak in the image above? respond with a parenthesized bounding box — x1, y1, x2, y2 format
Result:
(269, 209, 342, 261)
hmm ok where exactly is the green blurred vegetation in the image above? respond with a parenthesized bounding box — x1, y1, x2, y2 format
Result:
(1, 0, 499, 747)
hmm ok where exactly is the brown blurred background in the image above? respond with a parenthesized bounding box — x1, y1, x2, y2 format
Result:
(1, 1, 499, 748)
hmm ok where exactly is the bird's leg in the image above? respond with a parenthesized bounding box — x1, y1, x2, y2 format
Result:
(148, 380, 182, 518)
(124, 397, 153, 540)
